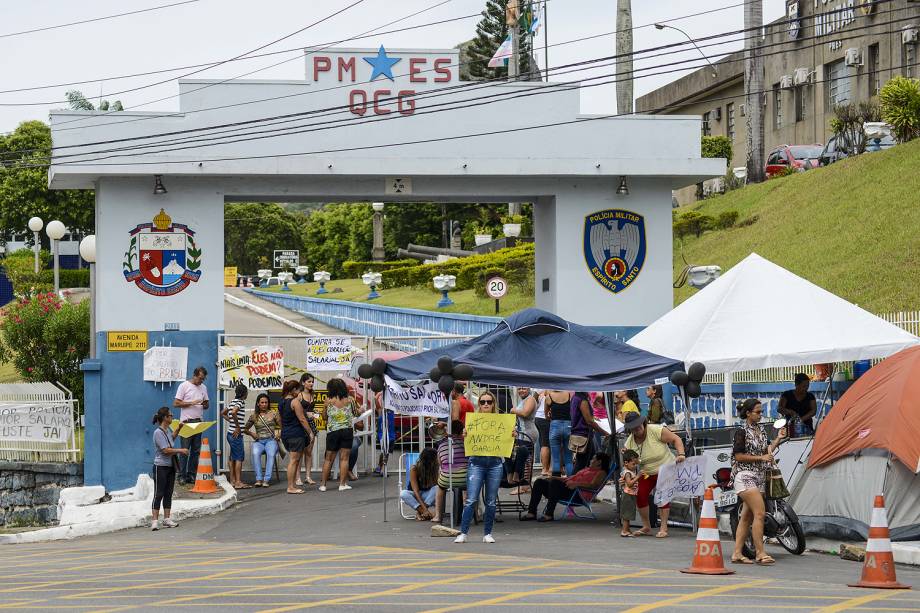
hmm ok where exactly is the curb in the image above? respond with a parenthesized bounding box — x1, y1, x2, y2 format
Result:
(807, 536, 920, 567)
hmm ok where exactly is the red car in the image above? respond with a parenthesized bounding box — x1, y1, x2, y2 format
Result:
(765, 144, 824, 178)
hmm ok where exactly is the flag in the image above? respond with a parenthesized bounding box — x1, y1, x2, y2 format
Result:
(505, 0, 519, 26)
(488, 34, 513, 68)
(529, 4, 542, 35)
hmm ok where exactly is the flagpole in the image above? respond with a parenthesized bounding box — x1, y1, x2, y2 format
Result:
(543, 1, 549, 82)
(509, 0, 519, 81)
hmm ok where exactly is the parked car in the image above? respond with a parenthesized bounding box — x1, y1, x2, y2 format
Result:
(820, 133, 896, 166)
(765, 144, 824, 178)
(341, 351, 416, 445)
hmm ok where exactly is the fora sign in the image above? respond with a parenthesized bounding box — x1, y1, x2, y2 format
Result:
(304, 46, 458, 117)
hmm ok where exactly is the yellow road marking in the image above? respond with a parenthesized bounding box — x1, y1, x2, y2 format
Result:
(420, 568, 659, 613)
(620, 578, 772, 613)
(812, 590, 902, 612)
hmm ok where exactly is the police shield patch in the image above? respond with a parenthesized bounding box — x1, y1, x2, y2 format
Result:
(583, 209, 647, 294)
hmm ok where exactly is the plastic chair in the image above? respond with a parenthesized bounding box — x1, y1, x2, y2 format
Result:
(557, 466, 617, 520)
(397, 452, 420, 519)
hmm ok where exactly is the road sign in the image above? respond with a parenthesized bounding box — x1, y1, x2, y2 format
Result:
(223, 266, 238, 286)
(107, 331, 148, 352)
(385, 177, 412, 195)
(485, 276, 508, 299)
(273, 250, 300, 268)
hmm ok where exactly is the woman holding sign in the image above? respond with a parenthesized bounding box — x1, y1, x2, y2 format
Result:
(622, 412, 687, 538)
(455, 391, 504, 544)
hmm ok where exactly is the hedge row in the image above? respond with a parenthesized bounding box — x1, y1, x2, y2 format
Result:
(379, 244, 534, 293)
(342, 259, 418, 278)
(2, 250, 90, 292)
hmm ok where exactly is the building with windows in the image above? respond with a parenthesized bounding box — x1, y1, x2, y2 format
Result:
(637, 0, 920, 204)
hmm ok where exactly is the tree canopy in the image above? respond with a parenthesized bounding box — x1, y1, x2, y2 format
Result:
(224, 203, 306, 273)
(465, 0, 535, 81)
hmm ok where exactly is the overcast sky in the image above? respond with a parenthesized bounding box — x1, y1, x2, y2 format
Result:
(0, 0, 786, 134)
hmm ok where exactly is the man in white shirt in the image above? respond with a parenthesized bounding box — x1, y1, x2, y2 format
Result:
(173, 366, 209, 484)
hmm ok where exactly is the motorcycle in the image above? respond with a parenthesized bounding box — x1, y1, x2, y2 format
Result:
(713, 418, 806, 558)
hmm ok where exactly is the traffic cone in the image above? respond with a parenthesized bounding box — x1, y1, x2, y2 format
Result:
(189, 437, 219, 494)
(681, 486, 734, 575)
(848, 495, 911, 589)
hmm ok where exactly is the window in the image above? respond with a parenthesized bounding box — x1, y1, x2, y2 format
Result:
(795, 86, 806, 122)
(726, 102, 735, 140)
(826, 59, 852, 111)
(868, 43, 880, 97)
(702, 111, 711, 136)
(773, 84, 783, 129)
(904, 43, 917, 79)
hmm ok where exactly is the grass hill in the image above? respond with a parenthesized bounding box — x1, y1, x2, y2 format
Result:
(673, 138, 920, 313)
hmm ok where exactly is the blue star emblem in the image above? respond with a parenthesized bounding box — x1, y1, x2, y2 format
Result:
(363, 45, 401, 81)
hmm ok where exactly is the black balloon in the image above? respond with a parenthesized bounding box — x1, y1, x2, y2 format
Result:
(452, 363, 473, 381)
(670, 370, 689, 387)
(370, 374, 385, 393)
(688, 362, 706, 382)
(438, 374, 455, 397)
(685, 380, 702, 398)
(371, 357, 387, 376)
(437, 356, 454, 375)
(357, 363, 373, 379)
(429, 367, 442, 382)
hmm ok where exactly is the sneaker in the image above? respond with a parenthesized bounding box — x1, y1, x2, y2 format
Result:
(338, 484, 352, 491)
(318, 485, 327, 492)
(454, 533, 467, 544)
(162, 518, 178, 529)
(150, 521, 159, 531)
(482, 534, 495, 544)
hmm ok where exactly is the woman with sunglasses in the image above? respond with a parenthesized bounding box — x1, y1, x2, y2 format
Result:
(455, 391, 503, 544)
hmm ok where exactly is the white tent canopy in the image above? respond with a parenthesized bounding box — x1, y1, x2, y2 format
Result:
(628, 253, 919, 420)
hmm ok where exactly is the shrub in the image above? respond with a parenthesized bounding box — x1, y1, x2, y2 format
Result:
(770, 166, 797, 179)
(879, 76, 920, 143)
(341, 259, 418, 278)
(2, 248, 89, 293)
(716, 210, 739, 229)
(701, 135, 733, 164)
(380, 244, 535, 292)
(0, 293, 89, 403)
(673, 211, 714, 239)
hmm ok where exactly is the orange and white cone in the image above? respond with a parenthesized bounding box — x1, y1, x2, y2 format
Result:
(849, 494, 911, 589)
(189, 437, 219, 494)
(681, 486, 734, 575)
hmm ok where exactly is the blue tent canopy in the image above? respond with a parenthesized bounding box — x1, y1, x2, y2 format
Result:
(385, 308, 682, 390)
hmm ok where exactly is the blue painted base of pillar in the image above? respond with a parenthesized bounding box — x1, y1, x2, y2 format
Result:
(316, 285, 328, 294)
(367, 288, 380, 300)
(81, 329, 221, 491)
(281, 283, 292, 291)
(437, 290, 454, 308)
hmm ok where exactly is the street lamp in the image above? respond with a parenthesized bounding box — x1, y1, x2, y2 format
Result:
(279, 271, 294, 291)
(314, 270, 331, 294)
(294, 265, 310, 284)
(46, 220, 66, 293)
(79, 235, 96, 358)
(688, 265, 721, 290)
(654, 23, 719, 78)
(361, 271, 382, 300)
(433, 274, 456, 308)
(257, 269, 272, 287)
(28, 217, 43, 274)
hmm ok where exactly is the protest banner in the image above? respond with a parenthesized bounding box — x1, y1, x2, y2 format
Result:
(223, 266, 238, 287)
(305, 336, 358, 371)
(463, 413, 516, 457)
(653, 455, 707, 505)
(0, 403, 73, 443)
(383, 375, 449, 418)
(218, 345, 284, 390)
(143, 346, 188, 382)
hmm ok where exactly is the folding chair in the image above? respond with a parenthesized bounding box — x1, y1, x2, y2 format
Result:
(558, 466, 617, 520)
(397, 452, 420, 519)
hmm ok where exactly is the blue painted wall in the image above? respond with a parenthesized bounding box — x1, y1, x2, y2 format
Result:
(82, 330, 220, 490)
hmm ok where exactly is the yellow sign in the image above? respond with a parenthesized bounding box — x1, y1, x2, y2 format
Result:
(224, 267, 238, 287)
(170, 420, 216, 438)
(107, 331, 148, 352)
(464, 413, 516, 458)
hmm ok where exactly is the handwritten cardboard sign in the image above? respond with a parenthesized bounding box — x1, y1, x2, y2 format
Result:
(143, 346, 188, 382)
(383, 375, 449, 418)
(0, 403, 73, 443)
(653, 455, 707, 505)
(305, 336, 358, 371)
(218, 345, 284, 390)
(463, 413, 516, 458)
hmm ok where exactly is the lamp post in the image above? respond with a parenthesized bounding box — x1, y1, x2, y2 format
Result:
(362, 272, 382, 300)
(371, 202, 385, 262)
(653, 23, 719, 78)
(79, 236, 96, 358)
(45, 220, 66, 293)
(294, 265, 310, 284)
(279, 271, 294, 291)
(28, 217, 43, 274)
(314, 270, 331, 294)
(433, 274, 456, 308)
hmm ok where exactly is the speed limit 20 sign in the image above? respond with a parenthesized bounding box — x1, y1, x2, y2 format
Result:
(485, 276, 508, 299)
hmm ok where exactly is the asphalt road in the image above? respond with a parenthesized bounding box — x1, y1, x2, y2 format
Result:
(1, 476, 918, 612)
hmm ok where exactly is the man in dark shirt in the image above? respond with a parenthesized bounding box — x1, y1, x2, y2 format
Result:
(778, 373, 817, 435)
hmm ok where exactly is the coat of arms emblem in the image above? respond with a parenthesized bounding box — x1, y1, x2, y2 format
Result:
(123, 209, 202, 296)
(583, 209, 646, 295)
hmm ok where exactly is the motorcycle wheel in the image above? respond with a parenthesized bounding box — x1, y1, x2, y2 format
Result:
(729, 505, 756, 561)
(775, 502, 806, 555)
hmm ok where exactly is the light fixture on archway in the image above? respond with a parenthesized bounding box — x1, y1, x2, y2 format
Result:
(153, 175, 167, 195)
(616, 176, 630, 196)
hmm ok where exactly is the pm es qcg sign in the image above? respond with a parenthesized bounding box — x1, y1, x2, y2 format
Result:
(583, 209, 646, 295)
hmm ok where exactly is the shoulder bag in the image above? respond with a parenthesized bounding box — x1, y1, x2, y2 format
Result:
(765, 466, 790, 499)
(259, 412, 286, 459)
(568, 434, 590, 454)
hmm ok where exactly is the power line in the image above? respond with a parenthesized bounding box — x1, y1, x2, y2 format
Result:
(0, 0, 206, 39)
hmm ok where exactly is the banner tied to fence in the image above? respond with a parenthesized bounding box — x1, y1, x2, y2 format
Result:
(143, 346, 188, 382)
(305, 337, 359, 371)
(0, 404, 73, 443)
(464, 413, 516, 458)
(218, 345, 285, 390)
(383, 375, 449, 418)
(653, 456, 707, 505)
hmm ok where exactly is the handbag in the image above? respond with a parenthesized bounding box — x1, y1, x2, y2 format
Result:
(568, 434, 590, 454)
(765, 466, 790, 499)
